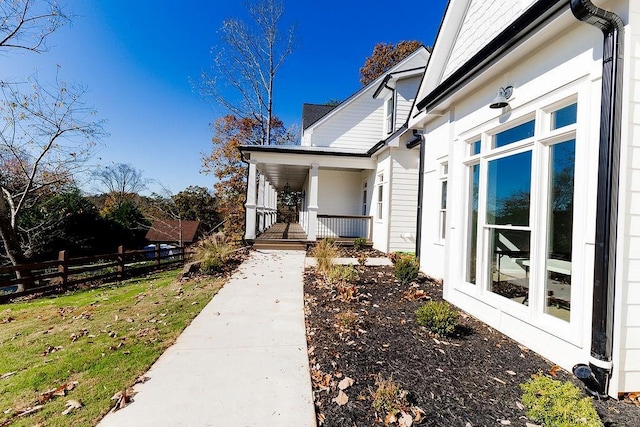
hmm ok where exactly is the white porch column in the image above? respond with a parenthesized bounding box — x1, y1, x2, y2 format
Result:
(244, 160, 257, 240)
(257, 174, 265, 232)
(307, 163, 319, 241)
(269, 184, 276, 227)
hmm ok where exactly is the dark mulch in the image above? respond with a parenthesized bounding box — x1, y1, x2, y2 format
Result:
(304, 263, 640, 426)
(306, 245, 387, 258)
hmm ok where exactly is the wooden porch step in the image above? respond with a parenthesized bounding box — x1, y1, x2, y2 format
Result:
(252, 240, 309, 251)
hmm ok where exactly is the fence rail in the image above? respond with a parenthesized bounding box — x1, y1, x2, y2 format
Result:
(0, 245, 189, 303)
(316, 214, 373, 240)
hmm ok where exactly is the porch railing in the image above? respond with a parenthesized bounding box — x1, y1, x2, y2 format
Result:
(316, 215, 372, 240)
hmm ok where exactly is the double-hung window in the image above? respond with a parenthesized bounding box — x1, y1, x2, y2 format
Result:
(385, 97, 394, 134)
(376, 173, 384, 220)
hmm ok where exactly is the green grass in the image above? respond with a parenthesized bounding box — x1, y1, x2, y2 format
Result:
(0, 269, 226, 426)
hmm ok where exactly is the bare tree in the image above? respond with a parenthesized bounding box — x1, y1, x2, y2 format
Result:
(0, 73, 105, 288)
(0, 0, 69, 53)
(95, 163, 149, 208)
(201, 0, 295, 146)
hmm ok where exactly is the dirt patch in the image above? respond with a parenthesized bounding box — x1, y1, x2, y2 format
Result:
(304, 264, 640, 426)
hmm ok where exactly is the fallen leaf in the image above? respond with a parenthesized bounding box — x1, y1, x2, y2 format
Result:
(398, 411, 413, 426)
(506, 370, 516, 376)
(134, 375, 150, 385)
(333, 390, 348, 406)
(499, 420, 511, 425)
(384, 412, 398, 424)
(549, 365, 561, 377)
(338, 377, 354, 390)
(411, 406, 425, 422)
(61, 399, 82, 415)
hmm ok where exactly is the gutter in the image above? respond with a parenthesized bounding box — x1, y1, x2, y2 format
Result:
(415, 0, 567, 115)
(569, 0, 624, 398)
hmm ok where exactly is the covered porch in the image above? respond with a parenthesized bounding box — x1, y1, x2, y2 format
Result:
(240, 145, 377, 243)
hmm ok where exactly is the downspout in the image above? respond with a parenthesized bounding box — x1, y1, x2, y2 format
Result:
(569, 0, 624, 398)
(409, 129, 425, 259)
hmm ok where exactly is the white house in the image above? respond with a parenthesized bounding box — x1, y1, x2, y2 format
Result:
(409, 0, 639, 397)
(240, 46, 430, 253)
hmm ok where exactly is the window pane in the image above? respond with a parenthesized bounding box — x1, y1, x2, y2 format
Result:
(441, 181, 447, 209)
(486, 151, 532, 226)
(489, 228, 530, 304)
(466, 164, 480, 284)
(471, 140, 481, 155)
(494, 120, 535, 148)
(545, 140, 575, 321)
(552, 104, 577, 130)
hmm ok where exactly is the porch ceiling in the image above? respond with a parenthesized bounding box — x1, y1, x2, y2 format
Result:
(259, 163, 308, 192)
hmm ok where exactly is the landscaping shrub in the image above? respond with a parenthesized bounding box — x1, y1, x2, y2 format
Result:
(328, 264, 359, 285)
(394, 255, 419, 285)
(357, 254, 368, 266)
(415, 300, 459, 336)
(353, 237, 367, 250)
(335, 309, 359, 332)
(520, 374, 602, 427)
(371, 375, 409, 416)
(311, 239, 339, 274)
(194, 235, 233, 274)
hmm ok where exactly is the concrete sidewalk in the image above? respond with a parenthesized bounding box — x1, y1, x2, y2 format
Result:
(97, 250, 316, 427)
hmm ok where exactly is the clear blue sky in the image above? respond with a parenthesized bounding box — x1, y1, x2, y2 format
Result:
(1, 0, 448, 195)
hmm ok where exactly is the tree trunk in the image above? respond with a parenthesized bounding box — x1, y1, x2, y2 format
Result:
(0, 196, 31, 292)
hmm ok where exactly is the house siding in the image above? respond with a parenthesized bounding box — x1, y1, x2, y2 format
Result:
(388, 147, 419, 253)
(395, 76, 422, 131)
(306, 89, 383, 151)
(619, 0, 640, 394)
(443, 0, 526, 80)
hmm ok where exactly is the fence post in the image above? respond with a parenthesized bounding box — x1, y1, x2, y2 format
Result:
(155, 244, 161, 269)
(117, 246, 125, 281)
(58, 250, 68, 289)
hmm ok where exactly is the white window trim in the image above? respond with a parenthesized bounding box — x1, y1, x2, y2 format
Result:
(456, 87, 587, 346)
(438, 161, 448, 244)
(385, 96, 395, 135)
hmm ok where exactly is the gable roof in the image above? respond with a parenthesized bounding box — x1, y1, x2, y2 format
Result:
(305, 45, 431, 132)
(145, 220, 201, 244)
(302, 103, 337, 130)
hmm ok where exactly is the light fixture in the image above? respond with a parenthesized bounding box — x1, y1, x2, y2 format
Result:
(489, 85, 513, 109)
(283, 182, 291, 194)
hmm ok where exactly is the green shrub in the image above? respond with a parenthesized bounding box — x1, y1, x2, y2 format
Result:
(328, 264, 359, 285)
(415, 301, 459, 336)
(520, 374, 602, 427)
(394, 255, 419, 285)
(353, 237, 367, 250)
(310, 239, 339, 274)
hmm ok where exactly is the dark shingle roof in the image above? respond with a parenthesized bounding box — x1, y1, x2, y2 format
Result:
(145, 220, 201, 244)
(302, 103, 338, 130)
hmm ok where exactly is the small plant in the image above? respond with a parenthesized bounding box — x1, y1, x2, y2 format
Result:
(328, 264, 359, 285)
(357, 254, 368, 266)
(520, 374, 602, 427)
(337, 284, 358, 302)
(394, 255, 419, 285)
(335, 309, 359, 332)
(353, 237, 367, 250)
(371, 375, 409, 417)
(194, 235, 233, 274)
(310, 239, 339, 274)
(415, 300, 459, 336)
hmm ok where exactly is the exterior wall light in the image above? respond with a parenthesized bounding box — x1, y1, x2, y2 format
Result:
(489, 86, 513, 109)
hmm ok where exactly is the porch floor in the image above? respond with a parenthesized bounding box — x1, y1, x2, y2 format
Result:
(256, 222, 308, 240)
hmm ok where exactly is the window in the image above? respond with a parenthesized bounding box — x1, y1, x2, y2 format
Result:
(439, 162, 448, 241)
(464, 100, 578, 323)
(376, 174, 384, 220)
(385, 97, 394, 134)
(362, 181, 368, 215)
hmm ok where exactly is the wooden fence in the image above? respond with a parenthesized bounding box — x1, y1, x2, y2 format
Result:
(0, 245, 189, 303)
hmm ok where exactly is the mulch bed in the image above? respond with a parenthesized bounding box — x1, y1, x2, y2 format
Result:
(303, 262, 640, 426)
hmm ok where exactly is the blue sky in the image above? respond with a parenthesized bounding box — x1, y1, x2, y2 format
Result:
(1, 0, 448, 195)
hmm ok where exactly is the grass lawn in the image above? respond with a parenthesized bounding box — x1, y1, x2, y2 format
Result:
(0, 269, 225, 426)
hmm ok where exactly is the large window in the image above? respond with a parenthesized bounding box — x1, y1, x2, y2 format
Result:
(362, 181, 368, 215)
(439, 162, 448, 241)
(376, 174, 384, 220)
(464, 101, 577, 322)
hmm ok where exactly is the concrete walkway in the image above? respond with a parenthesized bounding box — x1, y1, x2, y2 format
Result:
(97, 250, 316, 427)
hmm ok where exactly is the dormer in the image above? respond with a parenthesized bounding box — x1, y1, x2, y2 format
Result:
(373, 63, 428, 136)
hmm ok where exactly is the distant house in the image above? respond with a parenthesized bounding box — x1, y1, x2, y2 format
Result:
(145, 220, 202, 246)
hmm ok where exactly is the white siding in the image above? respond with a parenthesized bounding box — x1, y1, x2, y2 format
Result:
(443, 0, 525, 79)
(388, 147, 419, 253)
(308, 88, 383, 151)
(618, 0, 640, 394)
(395, 76, 422, 130)
(317, 169, 362, 215)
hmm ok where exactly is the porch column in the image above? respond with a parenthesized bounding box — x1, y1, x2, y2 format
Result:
(257, 174, 265, 232)
(269, 184, 276, 227)
(307, 163, 319, 240)
(272, 185, 277, 226)
(245, 160, 257, 240)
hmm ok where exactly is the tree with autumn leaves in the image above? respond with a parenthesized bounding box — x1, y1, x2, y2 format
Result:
(359, 40, 423, 86)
